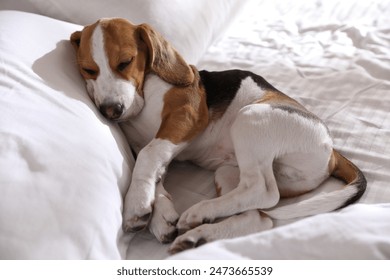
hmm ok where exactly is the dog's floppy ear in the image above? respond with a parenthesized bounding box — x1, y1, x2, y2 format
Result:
(70, 31, 82, 51)
(138, 24, 194, 86)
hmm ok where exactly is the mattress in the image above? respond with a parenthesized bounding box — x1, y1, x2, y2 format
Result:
(0, 0, 389, 260)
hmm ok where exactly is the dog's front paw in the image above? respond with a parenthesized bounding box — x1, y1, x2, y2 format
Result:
(169, 224, 211, 254)
(176, 201, 214, 234)
(149, 194, 179, 243)
(122, 181, 155, 233)
(123, 210, 153, 233)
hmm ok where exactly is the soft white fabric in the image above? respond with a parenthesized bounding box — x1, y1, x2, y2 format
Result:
(0, 11, 135, 259)
(0, 0, 246, 64)
(169, 204, 390, 259)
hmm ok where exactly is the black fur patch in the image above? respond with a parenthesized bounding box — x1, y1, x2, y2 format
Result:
(199, 69, 276, 111)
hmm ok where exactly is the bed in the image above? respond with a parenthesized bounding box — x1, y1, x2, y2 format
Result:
(0, 0, 389, 260)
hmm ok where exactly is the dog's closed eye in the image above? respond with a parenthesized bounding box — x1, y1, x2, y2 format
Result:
(82, 68, 97, 76)
(117, 59, 132, 72)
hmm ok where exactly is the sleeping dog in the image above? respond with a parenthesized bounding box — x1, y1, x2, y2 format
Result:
(70, 18, 366, 253)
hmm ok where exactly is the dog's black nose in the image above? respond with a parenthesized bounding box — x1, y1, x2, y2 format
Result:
(100, 103, 124, 120)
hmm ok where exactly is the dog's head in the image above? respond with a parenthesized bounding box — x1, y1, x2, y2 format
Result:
(70, 18, 194, 121)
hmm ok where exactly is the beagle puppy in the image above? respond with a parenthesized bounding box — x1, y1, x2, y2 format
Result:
(70, 18, 366, 254)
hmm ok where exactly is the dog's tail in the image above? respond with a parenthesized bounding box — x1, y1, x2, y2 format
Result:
(263, 149, 367, 219)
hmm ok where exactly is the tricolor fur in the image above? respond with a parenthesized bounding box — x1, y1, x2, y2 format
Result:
(70, 18, 366, 253)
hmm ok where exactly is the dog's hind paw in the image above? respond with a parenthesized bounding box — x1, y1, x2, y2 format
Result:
(176, 201, 214, 234)
(169, 225, 210, 254)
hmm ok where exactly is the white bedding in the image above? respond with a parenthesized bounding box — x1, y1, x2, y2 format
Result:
(0, 11, 135, 259)
(0, 0, 389, 260)
(169, 203, 390, 259)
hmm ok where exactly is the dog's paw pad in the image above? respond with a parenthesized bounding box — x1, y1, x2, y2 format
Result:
(169, 239, 196, 254)
(123, 212, 152, 233)
(160, 228, 179, 244)
(169, 228, 209, 254)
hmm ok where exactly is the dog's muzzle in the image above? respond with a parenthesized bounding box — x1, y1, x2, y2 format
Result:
(100, 103, 124, 120)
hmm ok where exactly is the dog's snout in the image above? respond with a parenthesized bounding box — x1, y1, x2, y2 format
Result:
(100, 103, 124, 120)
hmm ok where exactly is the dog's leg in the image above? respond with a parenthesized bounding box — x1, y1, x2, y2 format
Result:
(123, 138, 187, 232)
(123, 79, 208, 233)
(177, 105, 281, 233)
(170, 209, 273, 254)
(149, 181, 180, 243)
(177, 162, 279, 233)
(170, 165, 273, 253)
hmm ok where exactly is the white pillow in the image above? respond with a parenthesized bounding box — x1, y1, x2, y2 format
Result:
(0, 11, 135, 259)
(0, 0, 247, 64)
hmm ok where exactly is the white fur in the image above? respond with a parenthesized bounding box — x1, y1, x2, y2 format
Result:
(119, 75, 181, 237)
(123, 138, 187, 231)
(178, 77, 268, 169)
(118, 74, 334, 244)
(120, 75, 170, 153)
(149, 182, 180, 243)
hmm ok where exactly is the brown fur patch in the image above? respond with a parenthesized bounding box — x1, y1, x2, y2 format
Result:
(70, 22, 100, 80)
(138, 23, 194, 86)
(156, 67, 209, 144)
(330, 149, 367, 209)
(279, 188, 312, 198)
(328, 150, 337, 175)
(215, 182, 222, 197)
(70, 18, 194, 97)
(256, 90, 307, 110)
(257, 90, 325, 124)
(71, 19, 149, 95)
(331, 150, 358, 183)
